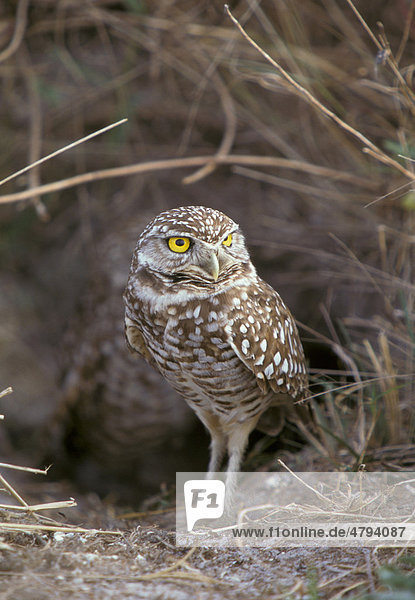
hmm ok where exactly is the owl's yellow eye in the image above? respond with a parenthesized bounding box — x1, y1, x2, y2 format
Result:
(168, 237, 191, 253)
(222, 233, 233, 247)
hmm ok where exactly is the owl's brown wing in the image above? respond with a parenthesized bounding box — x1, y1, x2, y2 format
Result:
(124, 294, 158, 369)
(124, 317, 150, 357)
(224, 279, 308, 399)
(123, 277, 160, 368)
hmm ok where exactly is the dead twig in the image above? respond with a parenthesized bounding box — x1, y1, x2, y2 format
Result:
(0, 154, 374, 205)
(0, 462, 50, 474)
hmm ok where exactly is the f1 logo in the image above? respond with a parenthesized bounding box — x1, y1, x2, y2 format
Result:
(184, 480, 225, 531)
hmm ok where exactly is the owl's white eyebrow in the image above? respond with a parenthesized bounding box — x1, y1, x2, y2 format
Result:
(221, 228, 239, 240)
(161, 234, 194, 243)
(148, 232, 191, 240)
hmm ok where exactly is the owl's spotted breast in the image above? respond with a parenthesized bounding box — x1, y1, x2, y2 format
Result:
(125, 274, 306, 424)
(124, 205, 308, 481)
(126, 292, 260, 420)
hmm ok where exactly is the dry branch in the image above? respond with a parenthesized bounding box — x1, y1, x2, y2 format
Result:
(0, 154, 374, 205)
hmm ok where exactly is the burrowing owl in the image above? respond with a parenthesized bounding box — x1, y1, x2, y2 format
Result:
(124, 206, 308, 485)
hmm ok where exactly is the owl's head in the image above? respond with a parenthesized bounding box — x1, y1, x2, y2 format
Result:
(133, 206, 253, 287)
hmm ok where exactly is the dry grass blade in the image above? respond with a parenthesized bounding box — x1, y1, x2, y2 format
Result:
(0, 522, 122, 535)
(277, 459, 334, 504)
(364, 336, 401, 444)
(0, 471, 122, 536)
(25, 56, 47, 220)
(345, 0, 415, 109)
(130, 548, 223, 584)
(0, 473, 28, 508)
(232, 166, 364, 202)
(396, 0, 415, 64)
(0, 118, 128, 188)
(0, 499, 76, 512)
(0, 0, 29, 64)
(182, 68, 237, 184)
(118, 507, 175, 519)
(0, 388, 12, 421)
(224, 5, 415, 181)
(299, 375, 409, 404)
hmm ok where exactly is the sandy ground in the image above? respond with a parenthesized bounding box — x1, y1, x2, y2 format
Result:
(0, 480, 409, 600)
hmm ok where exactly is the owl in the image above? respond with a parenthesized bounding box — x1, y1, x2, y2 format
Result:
(124, 206, 308, 491)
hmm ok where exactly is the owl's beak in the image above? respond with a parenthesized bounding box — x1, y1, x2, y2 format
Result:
(199, 251, 219, 282)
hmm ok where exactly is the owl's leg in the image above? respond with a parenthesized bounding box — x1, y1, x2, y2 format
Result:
(226, 419, 256, 472)
(225, 419, 257, 501)
(207, 432, 227, 476)
(194, 409, 226, 476)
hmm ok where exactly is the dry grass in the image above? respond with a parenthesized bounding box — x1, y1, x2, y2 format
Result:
(0, 0, 415, 597)
(0, 387, 119, 537)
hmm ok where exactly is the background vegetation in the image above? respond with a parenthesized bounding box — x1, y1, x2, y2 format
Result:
(0, 0, 414, 597)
